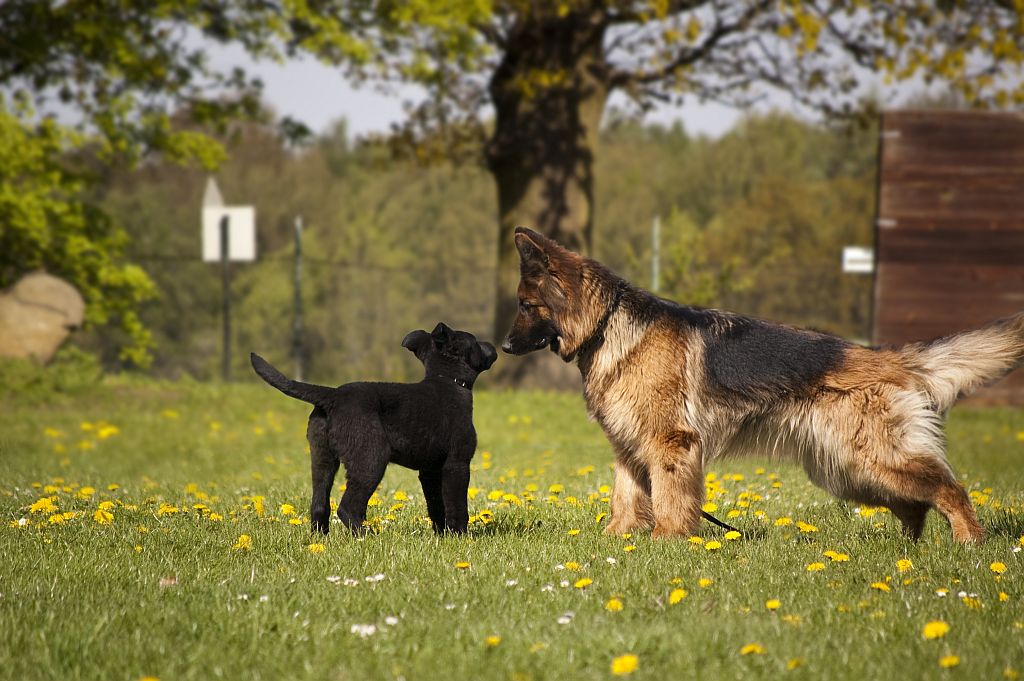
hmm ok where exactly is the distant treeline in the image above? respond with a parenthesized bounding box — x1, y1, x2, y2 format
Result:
(87, 113, 876, 383)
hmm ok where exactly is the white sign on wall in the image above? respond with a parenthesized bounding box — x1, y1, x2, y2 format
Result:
(202, 206, 256, 262)
(842, 246, 874, 274)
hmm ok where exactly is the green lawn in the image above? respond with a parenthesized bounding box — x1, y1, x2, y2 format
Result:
(1, 380, 1022, 681)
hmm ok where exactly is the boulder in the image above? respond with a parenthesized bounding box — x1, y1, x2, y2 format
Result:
(0, 272, 85, 362)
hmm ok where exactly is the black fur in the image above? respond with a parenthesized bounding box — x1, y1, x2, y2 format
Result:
(612, 290, 849, 402)
(699, 315, 849, 401)
(251, 323, 497, 536)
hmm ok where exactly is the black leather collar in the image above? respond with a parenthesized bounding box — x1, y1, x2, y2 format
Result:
(435, 374, 471, 390)
(569, 281, 628, 362)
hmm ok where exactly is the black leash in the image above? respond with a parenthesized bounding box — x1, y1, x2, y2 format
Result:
(701, 510, 741, 535)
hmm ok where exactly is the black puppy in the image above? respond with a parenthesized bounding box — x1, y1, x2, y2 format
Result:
(250, 323, 497, 535)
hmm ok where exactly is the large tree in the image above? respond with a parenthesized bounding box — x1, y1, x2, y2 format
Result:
(4, 1, 1021, 378)
(275, 0, 1023, 382)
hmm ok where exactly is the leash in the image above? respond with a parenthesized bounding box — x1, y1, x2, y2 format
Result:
(701, 510, 741, 535)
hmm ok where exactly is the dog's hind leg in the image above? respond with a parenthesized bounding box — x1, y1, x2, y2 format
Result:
(870, 457, 984, 544)
(888, 500, 931, 541)
(647, 431, 703, 539)
(418, 467, 446, 534)
(308, 407, 339, 535)
(604, 454, 653, 535)
(334, 427, 389, 535)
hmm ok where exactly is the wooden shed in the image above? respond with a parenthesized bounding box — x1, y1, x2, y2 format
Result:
(872, 110, 1024, 404)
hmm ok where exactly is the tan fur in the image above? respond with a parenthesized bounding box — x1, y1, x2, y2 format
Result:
(506, 228, 1024, 544)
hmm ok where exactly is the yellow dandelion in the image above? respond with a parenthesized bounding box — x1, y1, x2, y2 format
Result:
(279, 503, 296, 516)
(623, 545, 636, 553)
(765, 599, 781, 611)
(454, 561, 471, 570)
(232, 534, 252, 550)
(307, 543, 326, 554)
(724, 530, 741, 540)
(824, 550, 850, 562)
(740, 643, 765, 656)
(93, 509, 114, 525)
(999, 592, 1010, 602)
(871, 582, 891, 592)
(669, 588, 688, 604)
(77, 486, 96, 499)
(688, 536, 704, 545)
(564, 561, 582, 571)
(698, 578, 713, 588)
(29, 497, 58, 514)
(605, 598, 624, 612)
(923, 621, 950, 639)
(484, 635, 501, 647)
(702, 502, 718, 513)
(991, 561, 1007, 575)
(595, 512, 608, 523)
(961, 596, 982, 609)
(574, 577, 593, 589)
(787, 658, 803, 671)
(567, 528, 580, 536)
(774, 517, 793, 527)
(549, 484, 565, 494)
(288, 517, 302, 526)
(610, 654, 638, 676)
(939, 655, 960, 669)
(209, 513, 224, 522)
(897, 559, 913, 573)
(806, 562, 826, 572)
(704, 540, 722, 551)
(796, 521, 818, 533)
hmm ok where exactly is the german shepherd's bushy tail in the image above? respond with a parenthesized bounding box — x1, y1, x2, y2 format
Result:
(250, 353, 335, 407)
(904, 312, 1024, 411)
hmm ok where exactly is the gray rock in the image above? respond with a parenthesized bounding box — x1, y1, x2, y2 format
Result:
(0, 272, 85, 362)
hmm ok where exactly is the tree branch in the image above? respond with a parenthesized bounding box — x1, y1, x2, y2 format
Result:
(608, 0, 772, 89)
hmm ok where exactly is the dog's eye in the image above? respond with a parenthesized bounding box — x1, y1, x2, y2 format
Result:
(519, 301, 535, 312)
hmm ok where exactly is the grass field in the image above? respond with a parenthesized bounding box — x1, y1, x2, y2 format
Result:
(1, 379, 1022, 681)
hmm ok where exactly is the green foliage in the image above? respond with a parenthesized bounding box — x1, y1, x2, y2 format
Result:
(97, 111, 877, 380)
(0, 98, 157, 366)
(0, 346, 102, 401)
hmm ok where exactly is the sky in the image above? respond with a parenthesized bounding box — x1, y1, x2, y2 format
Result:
(205, 42, 764, 141)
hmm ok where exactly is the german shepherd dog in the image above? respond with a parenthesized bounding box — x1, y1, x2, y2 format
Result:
(502, 227, 1024, 543)
(252, 323, 497, 535)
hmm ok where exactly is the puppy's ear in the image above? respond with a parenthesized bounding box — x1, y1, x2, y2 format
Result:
(475, 341, 498, 372)
(515, 227, 553, 267)
(431, 322, 453, 345)
(402, 330, 431, 359)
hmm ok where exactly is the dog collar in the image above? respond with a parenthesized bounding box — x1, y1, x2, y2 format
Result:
(570, 281, 628, 362)
(436, 375, 471, 390)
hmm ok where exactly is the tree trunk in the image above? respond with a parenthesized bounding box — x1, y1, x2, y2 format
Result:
(487, 13, 609, 388)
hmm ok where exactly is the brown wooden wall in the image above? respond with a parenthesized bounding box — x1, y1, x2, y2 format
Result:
(872, 110, 1024, 405)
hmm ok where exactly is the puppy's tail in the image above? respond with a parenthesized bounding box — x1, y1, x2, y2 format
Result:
(902, 312, 1024, 411)
(250, 353, 335, 407)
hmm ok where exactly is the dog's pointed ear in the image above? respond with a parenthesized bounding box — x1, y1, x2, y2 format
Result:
(431, 322, 453, 345)
(402, 330, 430, 357)
(514, 226, 551, 269)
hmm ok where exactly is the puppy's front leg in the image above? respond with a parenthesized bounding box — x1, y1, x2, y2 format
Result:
(418, 467, 446, 534)
(440, 459, 471, 534)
